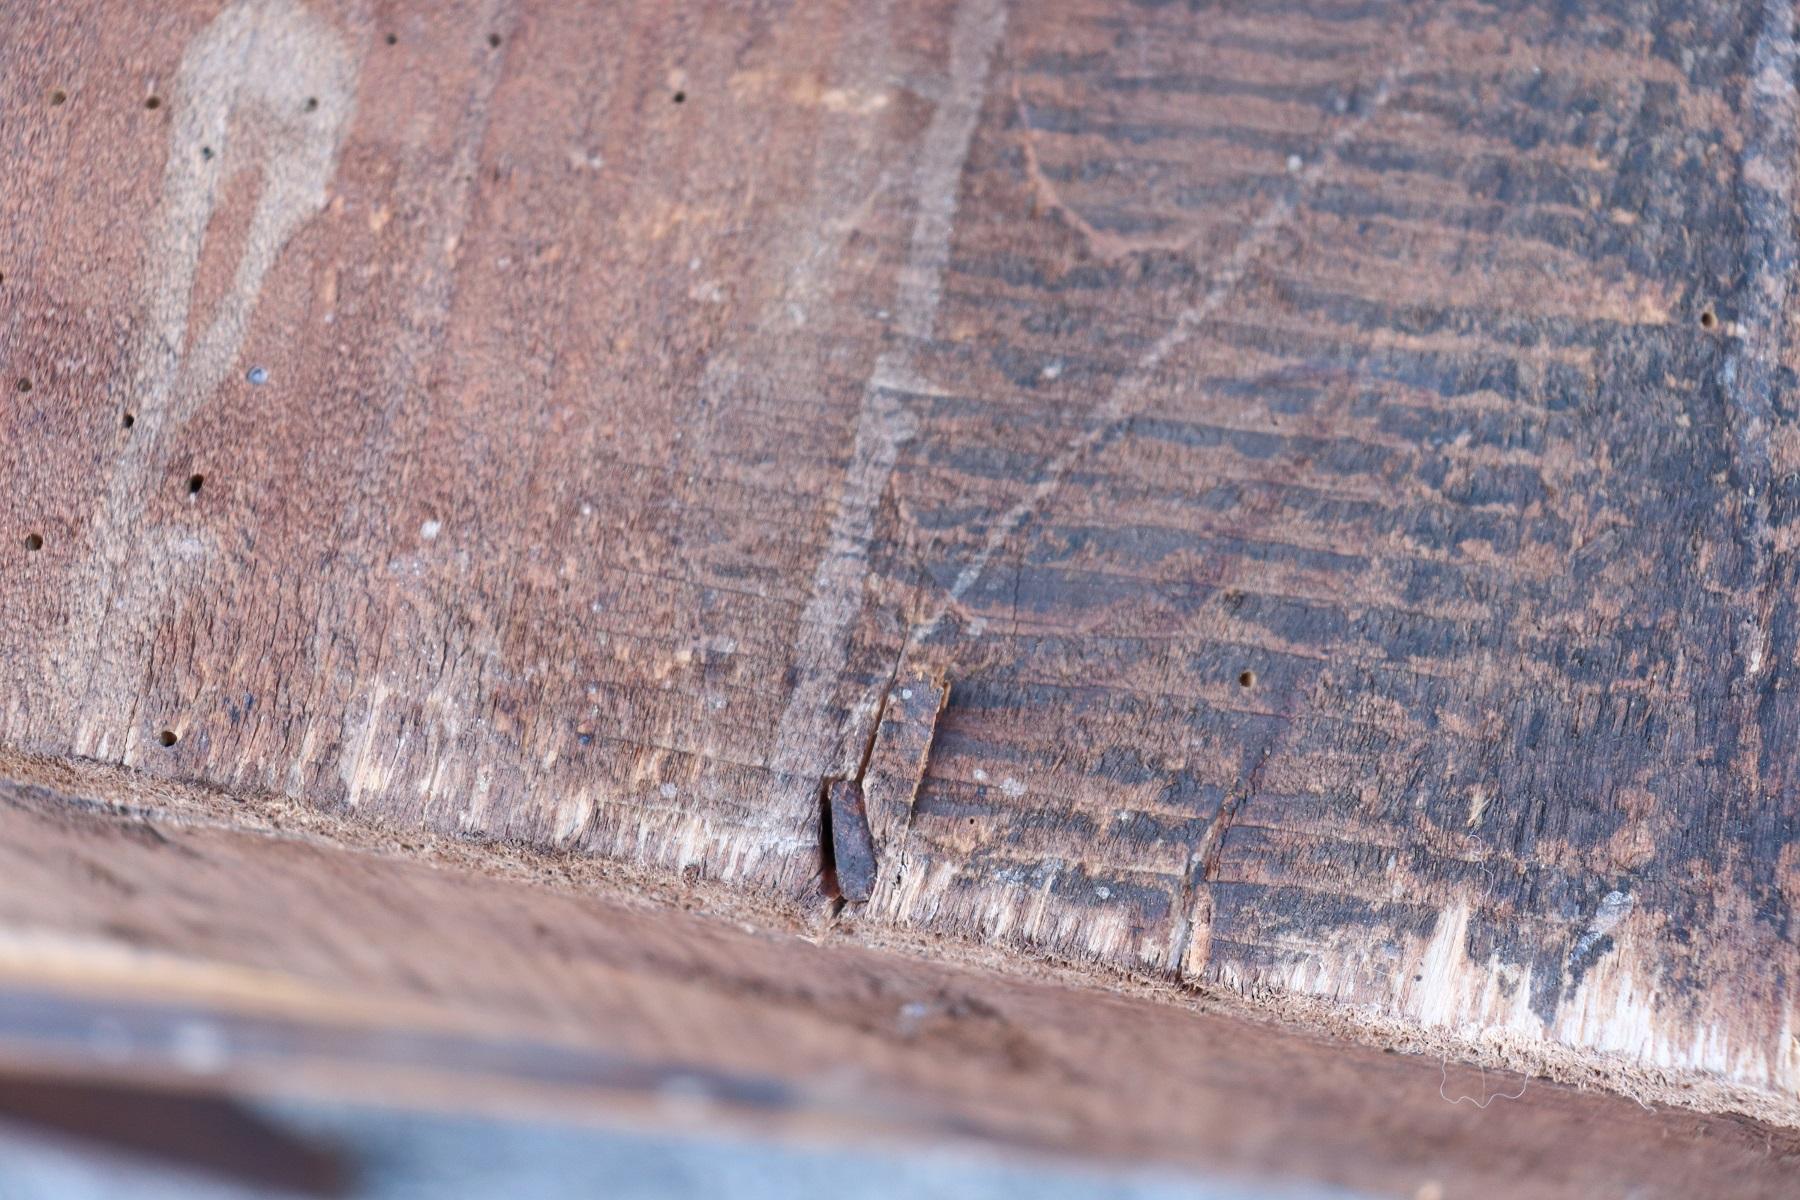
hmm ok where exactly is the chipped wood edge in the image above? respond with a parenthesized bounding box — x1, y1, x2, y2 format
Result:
(2, 746, 1796, 1131)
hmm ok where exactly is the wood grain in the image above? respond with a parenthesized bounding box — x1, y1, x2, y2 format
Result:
(4, 0, 1800, 1130)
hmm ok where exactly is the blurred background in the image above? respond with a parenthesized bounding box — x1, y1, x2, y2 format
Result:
(0, 1082, 1369, 1200)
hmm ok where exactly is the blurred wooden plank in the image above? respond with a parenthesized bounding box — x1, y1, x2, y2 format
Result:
(0, 765, 1796, 1199)
(2, 0, 1799, 1138)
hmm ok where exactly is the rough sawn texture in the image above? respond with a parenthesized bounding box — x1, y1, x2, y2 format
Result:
(3, 0, 1800, 1123)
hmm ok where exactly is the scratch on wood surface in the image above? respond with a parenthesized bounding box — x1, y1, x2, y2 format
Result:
(770, 0, 1007, 786)
(900, 42, 1417, 658)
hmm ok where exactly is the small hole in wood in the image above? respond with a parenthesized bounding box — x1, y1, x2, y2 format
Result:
(158, 729, 179, 747)
(201, 146, 214, 160)
(1700, 309, 1718, 330)
(49, 90, 66, 106)
(144, 96, 161, 110)
(385, 32, 397, 45)
(489, 33, 502, 48)
(1238, 670, 1256, 688)
(16, 378, 30, 393)
(304, 96, 318, 112)
(187, 473, 205, 496)
(24, 533, 43, 552)
(122, 411, 135, 429)
(672, 90, 686, 104)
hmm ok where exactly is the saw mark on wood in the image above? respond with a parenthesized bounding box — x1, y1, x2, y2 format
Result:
(900, 40, 1417, 661)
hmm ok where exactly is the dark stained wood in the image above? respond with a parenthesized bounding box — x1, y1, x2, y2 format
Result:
(3, 0, 1800, 1140)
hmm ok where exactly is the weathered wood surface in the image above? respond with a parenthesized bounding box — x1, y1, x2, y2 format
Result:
(1, 759, 1797, 1198)
(5, 0, 1800, 1129)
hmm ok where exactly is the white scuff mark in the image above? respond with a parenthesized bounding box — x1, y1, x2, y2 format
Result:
(566, 146, 605, 171)
(340, 679, 390, 807)
(552, 788, 594, 845)
(1256, 893, 1800, 1107)
(53, 0, 359, 754)
(1464, 786, 1489, 828)
(818, 86, 891, 116)
(420, 519, 442, 540)
(768, 0, 1009, 787)
(1571, 890, 1634, 966)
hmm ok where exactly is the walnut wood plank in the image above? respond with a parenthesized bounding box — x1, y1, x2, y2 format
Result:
(3, 0, 1799, 1132)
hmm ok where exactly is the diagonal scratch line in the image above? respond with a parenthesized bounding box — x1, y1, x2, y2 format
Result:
(770, 0, 1010, 788)
(904, 53, 1415, 655)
